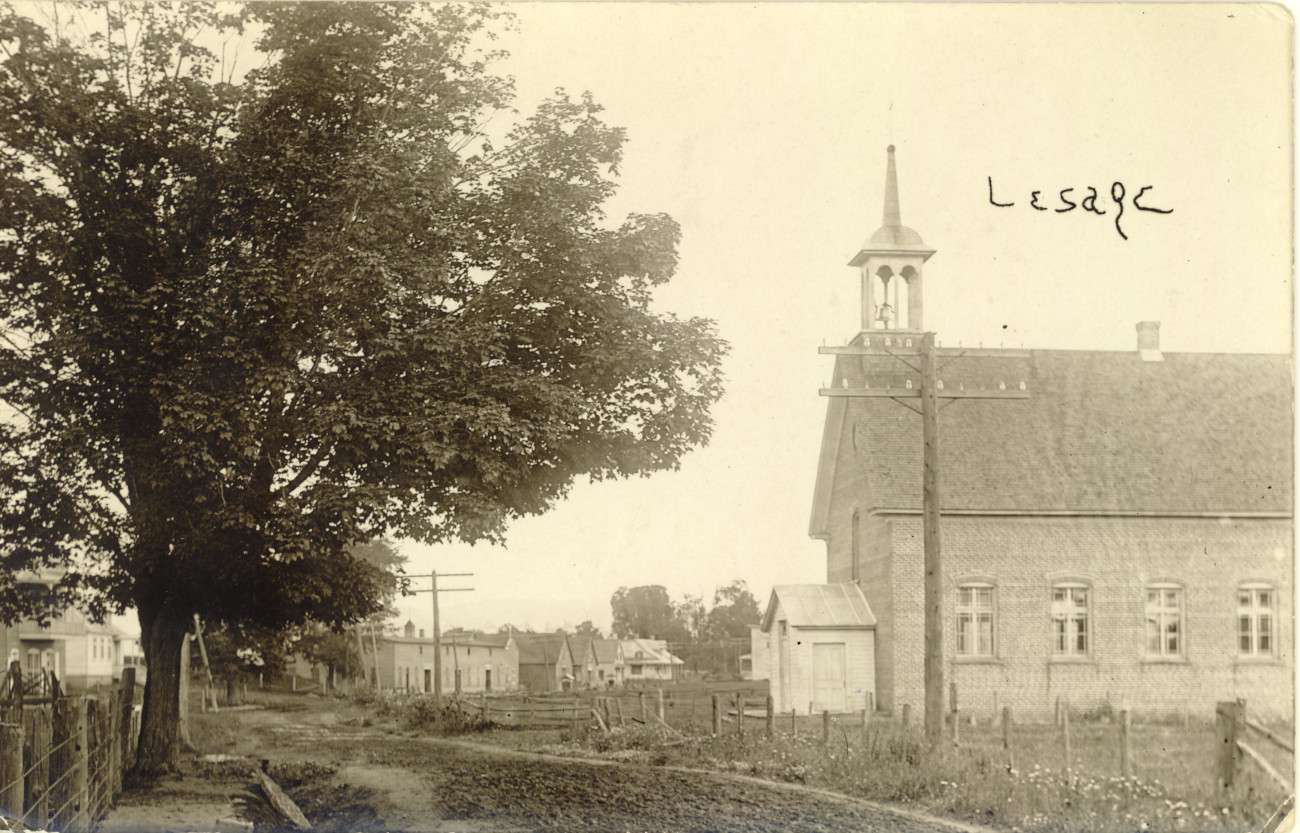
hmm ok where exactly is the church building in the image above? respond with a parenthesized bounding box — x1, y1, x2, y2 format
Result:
(762, 146, 1293, 721)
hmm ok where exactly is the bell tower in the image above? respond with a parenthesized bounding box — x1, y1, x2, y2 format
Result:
(849, 145, 935, 334)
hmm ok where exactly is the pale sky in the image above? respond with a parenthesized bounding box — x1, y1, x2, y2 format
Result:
(390, 3, 1294, 637)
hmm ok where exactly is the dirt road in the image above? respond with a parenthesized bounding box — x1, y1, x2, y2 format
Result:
(190, 701, 986, 833)
(241, 701, 982, 831)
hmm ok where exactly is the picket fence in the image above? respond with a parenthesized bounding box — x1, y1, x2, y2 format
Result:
(0, 664, 140, 832)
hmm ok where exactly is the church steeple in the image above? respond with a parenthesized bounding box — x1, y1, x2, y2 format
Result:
(882, 143, 902, 228)
(849, 146, 935, 333)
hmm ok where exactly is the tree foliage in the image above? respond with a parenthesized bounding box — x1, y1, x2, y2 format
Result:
(610, 584, 686, 642)
(702, 580, 760, 642)
(0, 2, 725, 774)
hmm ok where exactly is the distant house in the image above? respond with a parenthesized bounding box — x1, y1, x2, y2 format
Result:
(355, 622, 519, 694)
(568, 636, 598, 689)
(515, 633, 575, 693)
(760, 584, 877, 715)
(621, 638, 684, 682)
(592, 639, 625, 687)
(0, 571, 126, 692)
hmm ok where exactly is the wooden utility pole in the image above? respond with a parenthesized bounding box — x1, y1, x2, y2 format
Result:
(820, 333, 1029, 745)
(920, 332, 943, 743)
(405, 571, 473, 708)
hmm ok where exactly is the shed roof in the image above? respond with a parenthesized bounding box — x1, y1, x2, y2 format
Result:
(762, 584, 877, 632)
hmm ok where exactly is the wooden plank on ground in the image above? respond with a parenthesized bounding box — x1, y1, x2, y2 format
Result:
(255, 768, 312, 831)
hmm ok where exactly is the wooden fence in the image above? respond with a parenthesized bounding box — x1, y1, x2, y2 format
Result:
(0, 664, 140, 831)
(455, 687, 775, 736)
(1216, 700, 1295, 795)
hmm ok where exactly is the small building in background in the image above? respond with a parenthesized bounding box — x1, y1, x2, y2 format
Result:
(591, 638, 625, 687)
(568, 636, 599, 689)
(0, 570, 127, 693)
(357, 623, 519, 694)
(761, 584, 876, 715)
(515, 632, 575, 693)
(620, 638, 684, 682)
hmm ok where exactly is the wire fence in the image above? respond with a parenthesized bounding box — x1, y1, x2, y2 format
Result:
(0, 664, 139, 832)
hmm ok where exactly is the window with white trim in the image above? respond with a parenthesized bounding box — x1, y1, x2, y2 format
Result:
(1145, 584, 1183, 657)
(1051, 584, 1090, 656)
(956, 584, 995, 657)
(1238, 585, 1274, 657)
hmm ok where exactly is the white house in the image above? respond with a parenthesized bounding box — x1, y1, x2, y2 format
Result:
(620, 638, 684, 682)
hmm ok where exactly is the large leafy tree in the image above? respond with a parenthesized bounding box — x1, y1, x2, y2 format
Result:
(0, 2, 724, 775)
(610, 584, 691, 643)
(703, 579, 760, 642)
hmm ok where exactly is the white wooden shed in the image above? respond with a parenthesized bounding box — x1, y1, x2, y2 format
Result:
(762, 584, 876, 715)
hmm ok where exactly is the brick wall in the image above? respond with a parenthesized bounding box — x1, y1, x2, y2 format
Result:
(882, 514, 1293, 722)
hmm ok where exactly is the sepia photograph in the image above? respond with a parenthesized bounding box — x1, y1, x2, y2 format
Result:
(0, 2, 1292, 832)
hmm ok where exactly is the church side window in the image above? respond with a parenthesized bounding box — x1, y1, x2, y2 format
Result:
(956, 584, 995, 657)
(1145, 584, 1183, 657)
(1238, 585, 1274, 657)
(1051, 584, 1090, 657)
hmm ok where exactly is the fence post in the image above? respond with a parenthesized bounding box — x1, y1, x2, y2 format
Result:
(1062, 702, 1074, 789)
(1002, 705, 1014, 771)
(69, 698, 89, 833)
(24, 706, 51, 828)
(766, 695, 774, 738)
(614, 696, 624, 727)
(1119, 708, 1132, 778)
(119, 667, 136, 777)
(1216, 700, 1243, 793)
(107, 688, 121, 802)
(1, 721, 23, 819)
(901, 703, 911, 727)
(822, 710, 830, 744)
(735, 694, 744, 739)
(950, 681, 960, 748)
(711, 694, 721, 737)
(639, 692, 647, 724)
(790, 708, 796, 737)
(86, 697, 102, 826)
(657, 688, 665, 725)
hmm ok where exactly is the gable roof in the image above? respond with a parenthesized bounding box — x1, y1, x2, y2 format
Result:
(621, 638, 684, 666)
(762, 583, 877, 631)
(568, 636, 595, 665)
(592, 638, 624, 665)
(811, 347, 1292, 535)
(514, 633, 571, 666)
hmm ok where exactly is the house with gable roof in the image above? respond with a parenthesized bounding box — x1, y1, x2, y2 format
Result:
(515, 632, 575, 693)
(621, 638, 684, 682)
(766, 146, 1293, 722)
(592, 638, 625, 687)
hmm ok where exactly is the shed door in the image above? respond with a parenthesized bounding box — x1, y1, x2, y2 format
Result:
(812, 643, 846, 713)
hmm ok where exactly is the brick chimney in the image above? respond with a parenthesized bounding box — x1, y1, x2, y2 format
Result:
(1137, 321, 1162, 362)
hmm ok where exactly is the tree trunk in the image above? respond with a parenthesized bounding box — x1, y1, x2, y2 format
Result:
(133, 601, 191, 777)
